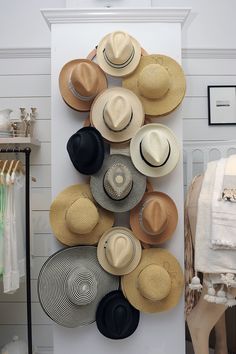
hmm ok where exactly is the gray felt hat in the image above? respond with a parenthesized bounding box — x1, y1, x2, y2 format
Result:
(90, 154, 146, 213)
(38, 246, 119, 328)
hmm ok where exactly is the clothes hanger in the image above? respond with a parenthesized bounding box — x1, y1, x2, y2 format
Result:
(0, 160, 8, 185)
(6, 159, 15, 185)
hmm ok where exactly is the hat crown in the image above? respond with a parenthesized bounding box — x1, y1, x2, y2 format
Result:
(103, 94, 132, 131)
(66, 266, 98, 306)
(138, 63, 170, 99)
(71, 62, 99, 97)
(141, 130, 169, 167)
(66, 197, 99, 234)
(105, 233, 134, 269)
(104, 163, 133, 201)
(142, 199, 168, 235)
(138, 264, 171, 301)
(105, 31, 133, 65)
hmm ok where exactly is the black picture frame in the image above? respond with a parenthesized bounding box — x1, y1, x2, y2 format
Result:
(208, 85, 236, 125)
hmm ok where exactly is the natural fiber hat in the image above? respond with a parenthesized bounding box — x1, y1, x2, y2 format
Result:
(50, 184, 114, 246)
(97, 227, 142, 275)
(130, 191, 178, 245)
(90, 154, 146, 213)
(59, 59, 107, 111)
(90, 87, 144, 143)
(96, 31, 141, 77)
(121, 248, 184, 313)
(130, 123, 180, 178)
(67, 127, 104, 175)
(96, 290, 140, 339)
(123, 54, 186, 116)
(38, 246, 119, 328)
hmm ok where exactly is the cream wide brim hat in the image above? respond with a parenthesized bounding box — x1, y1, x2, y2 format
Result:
(97, 227, 142, 275)
(90, 87, 144, 144)
(122, 54, 186, 117)
(130, 123, 180, 178)
(121, 248, 184, 313)
(50, 184, 114, 246)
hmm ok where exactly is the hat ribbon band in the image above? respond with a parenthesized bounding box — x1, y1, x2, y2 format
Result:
(103, 47, 135, 69)
(68, 80, 97, 102)
(103, 109, 133, 132)
(139, 140, 171, 168)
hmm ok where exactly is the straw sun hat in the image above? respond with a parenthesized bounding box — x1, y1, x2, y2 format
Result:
(121, 248, 184, 313)
(123, 54, 186, 116)
(38, 246, 119, 328)
(50, 184, 114, 246)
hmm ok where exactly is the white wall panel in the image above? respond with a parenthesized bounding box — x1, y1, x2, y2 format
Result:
(0, 58, 51, 75)
(0, 75, 50, 97)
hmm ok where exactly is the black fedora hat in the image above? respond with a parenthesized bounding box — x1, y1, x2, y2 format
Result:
(67, 127, 105, 175)
(96, 290, 140, 339)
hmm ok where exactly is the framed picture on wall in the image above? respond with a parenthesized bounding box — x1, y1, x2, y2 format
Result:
(208, 86, 236, 125)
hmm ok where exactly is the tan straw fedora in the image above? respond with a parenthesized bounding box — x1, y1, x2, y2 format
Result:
(90, 87, 144, 143)
(50, 184, 114, 246)
(121, 248, 184, 313)
(123, 54, 186, 116)
(130, 191, 178, 245)
(97, 227, 142, 275)
(59, 59, 107, 111)
(96, 31, 141, 77)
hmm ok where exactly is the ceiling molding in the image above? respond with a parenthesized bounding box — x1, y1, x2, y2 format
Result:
(0, 47, 51, 59)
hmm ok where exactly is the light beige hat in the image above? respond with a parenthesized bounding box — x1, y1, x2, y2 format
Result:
(130, 123, 180, 177)
(49, 184, 114, 246)
(122, 54, 186, 116)
(121, 248, 184, 313)
(90, 87, 144, 143)
(96, 31, 141, 77)
(97, 227, 142, 275)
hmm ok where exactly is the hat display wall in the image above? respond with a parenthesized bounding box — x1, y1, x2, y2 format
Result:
(67, 127, 105, 175)
(97, 227, 142, 275)
(90, 154, 146, 213)
(50, 184, 114, 246)
(130, 123, 180, 178)
(96, 290, 140, 339)
(96, 31, 141, 77)
(90, 87, 144, 144)
(122, 54, 186, 116)
(59, 59, 107, 111)
(130, 191, 178, 245)
(38, 246, 119, 328)
(121, 248, 184, 313)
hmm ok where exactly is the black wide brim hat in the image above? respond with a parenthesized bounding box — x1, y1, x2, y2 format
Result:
(67, 127, 105, 175)
(96, 290, 140, 339)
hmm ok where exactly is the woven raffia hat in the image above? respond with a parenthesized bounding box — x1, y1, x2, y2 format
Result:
(130, 191, 178, 245)
(121, 248, 184, 313)
(90, 87, 144, 143)
(123, 54, 186, 116)
(96, 31, 141, 77)
(50, 184, 114, 246)
(59, 59, 107, 111)
(130, 123, 180, 178)
(90, 154, 146, 213)
(97, 227, 142, 275)
(38, 246, 119, 328)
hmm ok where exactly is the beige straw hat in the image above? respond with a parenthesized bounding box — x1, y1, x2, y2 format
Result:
(59, 59, 107, 111)
(130, 191, 178, 245)
(96, 31, 141, 77)
(121, 248, 184, 313)
(50, 184, 114, 246)
(123, 54, 186, 116)
(97, 227, 142, 275)
(90, 87, 144, 143)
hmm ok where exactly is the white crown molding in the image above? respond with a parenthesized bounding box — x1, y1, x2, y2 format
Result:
(0, 47, 51, 59)
(41, 7, 191, 29)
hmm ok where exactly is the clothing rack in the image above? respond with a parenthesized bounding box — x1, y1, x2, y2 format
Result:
(0, 147, 32, 354)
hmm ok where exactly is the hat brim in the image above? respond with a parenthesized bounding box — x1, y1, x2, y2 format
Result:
(59, 59, 107, 112)
(130, 192, 178, 245)
(122, 54, 186, 116)
(121, 248, 184, 313)
(90, 87, 144, 143)
(130, 123, 180, 178)
(97, 227, 142, 275)
(38, 246, 119, 328)
(97, 34, 141, 77)
(90, 154, 146, 213)
(50, 184, 115, 246)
